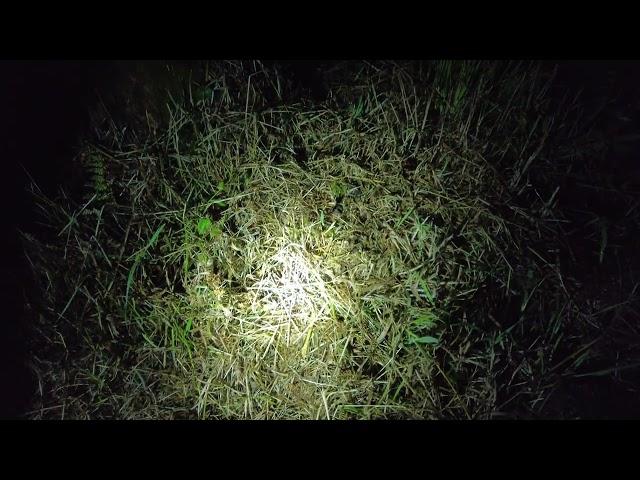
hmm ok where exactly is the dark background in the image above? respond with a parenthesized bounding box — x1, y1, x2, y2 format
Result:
(0, 61, 105, 417)
(2, 60, 640, 418)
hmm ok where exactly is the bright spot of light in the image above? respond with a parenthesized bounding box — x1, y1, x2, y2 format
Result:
(250, 242, 332, 331)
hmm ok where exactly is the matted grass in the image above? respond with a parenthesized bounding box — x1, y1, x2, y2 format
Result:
(21, 60, 639, 419)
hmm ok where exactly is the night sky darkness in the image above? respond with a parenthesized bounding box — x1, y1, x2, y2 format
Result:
(2, 60, 639, 419)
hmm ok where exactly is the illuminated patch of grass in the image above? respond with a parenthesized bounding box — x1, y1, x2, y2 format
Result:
(22, 60, 639, 419)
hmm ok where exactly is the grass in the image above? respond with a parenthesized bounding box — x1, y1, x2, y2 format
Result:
(21, 60, 640, 419)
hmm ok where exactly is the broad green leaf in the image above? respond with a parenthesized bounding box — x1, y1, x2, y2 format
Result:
(413, 335, 439, 345)
(197, 217, 213, 236)
(406, 330, 439, 346)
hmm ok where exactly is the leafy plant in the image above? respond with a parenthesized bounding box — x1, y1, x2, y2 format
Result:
(406, 332, 439, 346)
(196, 217, 221, 238)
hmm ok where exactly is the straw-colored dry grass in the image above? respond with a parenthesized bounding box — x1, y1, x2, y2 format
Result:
(22, 60, 637, 419)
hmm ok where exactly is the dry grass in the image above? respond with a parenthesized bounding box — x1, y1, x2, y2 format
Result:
(21, 60, 638, 419)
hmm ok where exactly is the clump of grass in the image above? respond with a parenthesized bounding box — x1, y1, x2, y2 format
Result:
(23, 60, 634, 419)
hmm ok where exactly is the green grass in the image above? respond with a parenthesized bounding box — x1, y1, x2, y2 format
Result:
(21, 60, 640, 419)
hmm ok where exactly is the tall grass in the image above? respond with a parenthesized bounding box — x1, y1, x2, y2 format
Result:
(21, 60, 640, 419)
